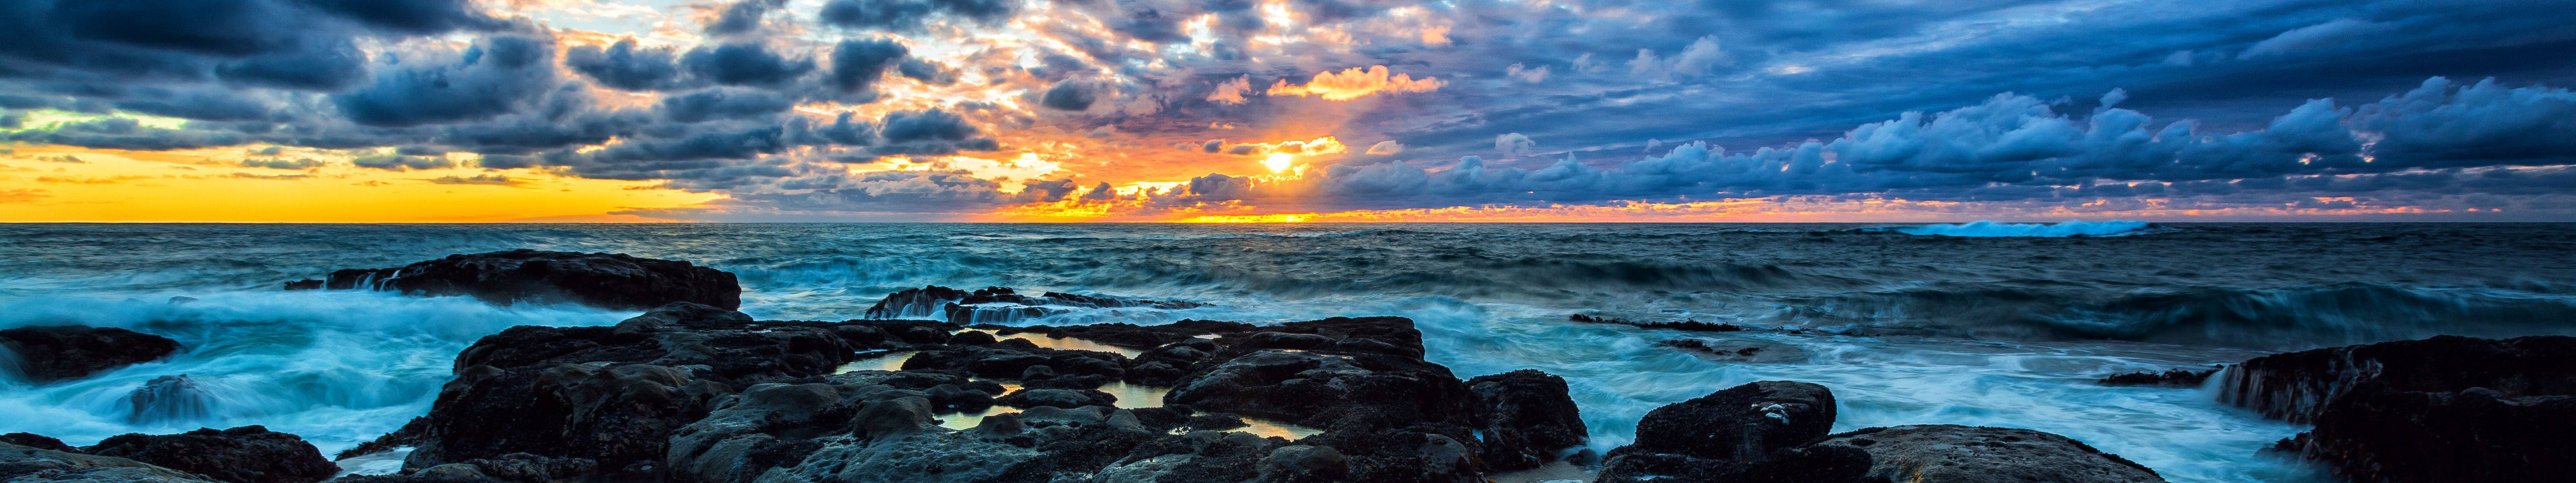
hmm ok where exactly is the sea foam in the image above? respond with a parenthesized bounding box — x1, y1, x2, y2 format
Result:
(1881, 220, 2155, 237)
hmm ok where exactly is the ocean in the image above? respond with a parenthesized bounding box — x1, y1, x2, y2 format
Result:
(4, 222, 2572, 482)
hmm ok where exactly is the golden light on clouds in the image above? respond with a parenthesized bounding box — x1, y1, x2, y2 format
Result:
(1267, 66, 1446, 101)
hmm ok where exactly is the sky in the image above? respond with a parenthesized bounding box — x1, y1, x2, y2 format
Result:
(0, 0, 2571, 222)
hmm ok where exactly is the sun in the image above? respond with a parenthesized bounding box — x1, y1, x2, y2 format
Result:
(1262, 153, 1296, 173)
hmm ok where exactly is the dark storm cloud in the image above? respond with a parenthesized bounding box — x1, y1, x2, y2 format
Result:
(705, 0, 787, 35)
(817, 0, 1015, 32)
(681, 42, 813, 87)
(660, 88, 794, 123)
(1161, 78, 2576, 209)
(0, 0, 487, 92)
(1040, 80, 1097, 110)
(334, 36, 558, 127)
(564, 39, 689, 91)
(829, 39, 908, 92)
(896, 59, 960, 86)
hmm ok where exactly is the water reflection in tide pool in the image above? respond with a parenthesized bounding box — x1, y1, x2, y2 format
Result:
(1100, 381, 1168, 408)
(963, 329, 1144, 358)
(831, 351, 917, 374)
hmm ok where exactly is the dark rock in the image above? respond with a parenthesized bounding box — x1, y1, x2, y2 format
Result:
(865, 285, 1203, 324)
(123, 375, 216, 424)
(1254, 445, 1351, 483)
(1814, 425, 2163, 483)
(1466, 369, 1588, 470)
(2215, 335, 2576, 423)
(335, 417, 427, 460)
(403, 363, 723, 478)
(314, 250, 741, 310)
(2270, 383, 2575, 483)
(0, 441, 216, 483)
(1658, 339, 1809, 364)
(1596, 444, 1872, 483)
(2097, 367, 2219, 387)
(1, 433, 76, 453)
(281, 279, 322, 291)
(947, 330, 997, 345)
(996, 388, 1116, 409)
(1168, 349, 1478, 432)
(1570, 314, 1746, 332)
(924, 384, 994, 411)
(978, 319, 1256, 350)
(0, 325, 181, 381)
(1628, 381, 1835, 460)
(81, 426, 336, 483)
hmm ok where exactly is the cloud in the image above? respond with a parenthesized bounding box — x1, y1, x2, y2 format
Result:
(1493, 133, 1535, 157)
(1206, 76, 1252, 104)
(817, 0, 1014, 32)
(335, 35, 558, 127)
(681, 42, 813, 86)
(1041, 80, 1098, 110)
(240, 157, 324, 169)
(1366, 140, 1406, 155)
(1266, 66, 1445, 101)
(2240, 19, 2390, 59)
(565, 39, 687, 91)
(429, 174, 521, 185)
(352, 154, 455, 171)
(830, 38, 908, 92)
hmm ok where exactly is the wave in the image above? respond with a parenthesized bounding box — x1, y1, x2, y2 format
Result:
(0, 291, 627, 452)
(1766, 283, 2576, 349)
(1871, 220, 2157, 237)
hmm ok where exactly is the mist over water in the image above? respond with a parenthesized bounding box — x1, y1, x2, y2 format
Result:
(4, 222, 2573, 483)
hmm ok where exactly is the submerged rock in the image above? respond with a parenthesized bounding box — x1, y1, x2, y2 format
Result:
(0, 441, 216, 483)
(2096, 367, 2219, 387)
(1813, 425, 2164, 483)
(80, 426, 337, 483)
(863, 285, 1204, 324)
(1466, 369, 1588, 471)
(0, 325, 181, 382)
(312, 249, 741, 310)
(1625, 381, 1836, 460)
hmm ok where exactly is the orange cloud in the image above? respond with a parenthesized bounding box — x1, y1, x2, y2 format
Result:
(1267, 66, 1445, 101)
(1206, 76, 1252, 104)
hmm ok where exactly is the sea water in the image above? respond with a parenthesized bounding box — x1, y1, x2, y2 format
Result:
(4, 222, 2573, 483)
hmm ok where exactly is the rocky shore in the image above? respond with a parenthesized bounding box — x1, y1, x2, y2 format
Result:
(7, 250, 2569, 483)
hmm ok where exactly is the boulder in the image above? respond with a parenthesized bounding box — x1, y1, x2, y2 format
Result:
(1812, 425, 2164, 483)
(0, 441, 217, 483)
(80, 426, 337, 483)
(996, 388, 1116, 409)
(1597, 381, 1867, 483)
(2271, 383, 2575, 483)
(403, 363, 724, 477)
(1465, 369, 1588, 470)
(0, 325, 181, 381)
(2214, 335, 2576, 423)
(1168, 349, 1479, 431)
(315, 250, 741, 310)
(1627, 381, 1835, 460)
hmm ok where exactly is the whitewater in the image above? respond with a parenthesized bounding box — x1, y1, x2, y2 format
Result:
(4, 222, 2573, 483)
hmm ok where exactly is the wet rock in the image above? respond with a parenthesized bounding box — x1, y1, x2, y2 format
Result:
(865, 286, 1203, 324)
(996, 388, 1116, 409)
(979, 320, 1256, 351)
(313, 249, 741, 310)
(947, 330, 997, 345)
(123, 375, 216, 424)
(450, 302, 860, 387)
(2270, 383, 2575, 483)
(0, 325, 181, 381)
(0, 441, 216, 483)
(1630, 381, 1835, 460)
(1254, 445, 1350, 483)
(335, 417, 428, 460)
(80, 426, 336, 483)
(1597, 381, 1864, 483)
(1169, 349, 1479, 432)
(1, 433, 76, 453)
(1466, 369, 1588, 470)
(280, 279, 322, 291)
(2097, 367, 2220, 387)
(2215, 335, 2576, 423)
(1569, 314, 1746, 332)
(1595, 444, 1871, 483)
(402, 363, 724, 478)
(1658, 339, 1809, 364)
(1813, 424, 2165, 483)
